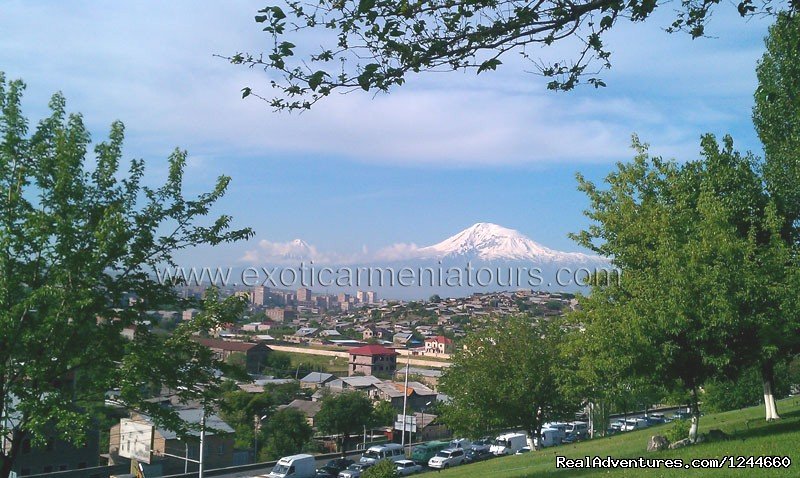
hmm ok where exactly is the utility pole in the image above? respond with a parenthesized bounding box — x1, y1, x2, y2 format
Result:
(198, 409, 206, 478)
(400, 353, 410, 450)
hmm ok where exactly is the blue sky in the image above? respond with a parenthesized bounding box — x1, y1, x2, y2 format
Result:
(0, 1, 774, 266)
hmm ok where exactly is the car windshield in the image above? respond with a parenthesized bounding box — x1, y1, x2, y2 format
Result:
(435, 451, 450, 458)
(363, 451, 380, 459)
(493, 439, 509, 446)
(272, 464, 290, 474)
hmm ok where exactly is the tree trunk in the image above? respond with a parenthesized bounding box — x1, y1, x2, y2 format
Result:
(0, 430, 23, 478)
(1, 456, 13, 478)
(688, 388, 700, 443)
(762, 363, 781, 421)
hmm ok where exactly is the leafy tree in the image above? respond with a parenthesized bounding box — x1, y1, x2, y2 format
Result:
(572, 134, 795, 440)
(219, 389, 275, 450)
(752, 11, 800, 420)
(219, 381, 301, 451)
(224, 0, 784, 110)
(371, 400, 397, 428)
(703, 362, 792, 413)
(438, 316, 577, 447)
(362, 459, 398, 478)
(258, 408, 313, 460)
(755, 11, 800, 246)
(315, 390, 375, 452)
(0, 76, 252, 478)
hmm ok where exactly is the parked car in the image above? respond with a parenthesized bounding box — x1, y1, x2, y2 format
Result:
(470, 438, 492, 453)
(448, 438, 473, 450)
(566, 421, 589, 440)
(621, 418, 649, 431)
(646, 414, 666, 426)
(428, 448, 466, 469)
(672, 410, 692, 420)
(338, 463, 373, 478)
(515, 446, 531, 455)
(360, 444, 406, 464)
(489, 433, 528, 455)
(269, 454, 317, 478)
(535, 427, 564, 448)
(464, 448, 493, 463)
(610, 420, 625, 432)
(562, 433, 578, 444)
(411, 440, 450, 464)
(318, 458, 354, 476)
(395, 460, 423, 476)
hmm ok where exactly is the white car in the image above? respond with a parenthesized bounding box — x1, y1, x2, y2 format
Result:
(428, 448, 466, 469)
(448, 438, 472, 450)
(395, 459, 423, 476)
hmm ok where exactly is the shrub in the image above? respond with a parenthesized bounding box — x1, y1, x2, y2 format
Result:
(664, 419, 691, 443)
(362, 459, 398, 478)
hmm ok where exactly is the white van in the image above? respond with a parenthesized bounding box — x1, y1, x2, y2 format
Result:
(359, 443, 405, 464)
(535, 427, 565, 448)
(268, 454, 316, 478)
(489, 433, 527, 455)
(621, 418, 649, 432)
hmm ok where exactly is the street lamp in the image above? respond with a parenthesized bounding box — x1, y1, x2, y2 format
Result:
(254, 414, 268, 462)
(419, 401, 432, 444)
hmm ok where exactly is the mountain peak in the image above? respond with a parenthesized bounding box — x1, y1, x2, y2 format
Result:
(416, 223, 600, 263)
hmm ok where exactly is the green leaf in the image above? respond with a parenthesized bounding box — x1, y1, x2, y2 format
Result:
(307, 70, 328, 91)
(477, 58, 502, 74)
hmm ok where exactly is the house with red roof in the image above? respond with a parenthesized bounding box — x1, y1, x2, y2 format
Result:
(424, 336, 454, 355)
(348, 344, 398, 376)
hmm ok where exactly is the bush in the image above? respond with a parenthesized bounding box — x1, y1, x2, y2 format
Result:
(362, 459, 398, 478)
(664, 419, 690, 443)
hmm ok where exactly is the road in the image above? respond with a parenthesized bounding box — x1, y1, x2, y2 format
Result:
(269, 345, 451, 368)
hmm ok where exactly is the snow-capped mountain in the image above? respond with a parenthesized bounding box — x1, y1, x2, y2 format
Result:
(247, 238, 319, 263)
(415, 222, 604, 264)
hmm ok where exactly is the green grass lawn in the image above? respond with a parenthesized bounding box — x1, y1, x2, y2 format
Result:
(281, 350, 349, 375)
(435, 397, 800, 477)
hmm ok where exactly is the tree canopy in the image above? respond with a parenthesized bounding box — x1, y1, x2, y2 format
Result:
(224, 0, 791, 110)
(314, 390, 375, 451)
(258, 408, 314, 461)
(438, 316, 577, 445)
(0, 75, 252, 478)
(571, 132, 799, 437)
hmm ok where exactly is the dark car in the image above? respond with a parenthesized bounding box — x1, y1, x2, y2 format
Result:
(646, 415, 666, 426)
(319, 458, 355, 476)
(672, 410, 692, 420)
(464, 448, 493, 463)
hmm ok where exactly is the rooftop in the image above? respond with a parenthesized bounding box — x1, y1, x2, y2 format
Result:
(348, 344, 399, 356)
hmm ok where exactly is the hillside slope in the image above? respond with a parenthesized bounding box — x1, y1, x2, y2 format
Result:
(436, 398, 800, 477)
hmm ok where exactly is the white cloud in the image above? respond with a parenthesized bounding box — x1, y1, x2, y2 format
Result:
(372, 243, 423, 262)
(0, 1, 770, 169)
